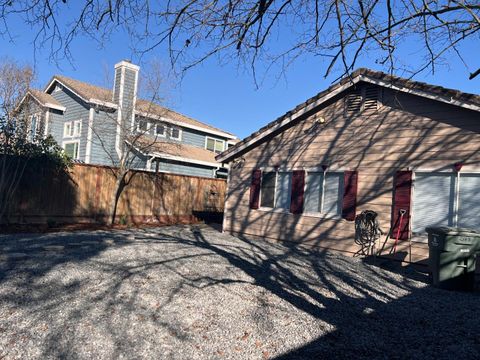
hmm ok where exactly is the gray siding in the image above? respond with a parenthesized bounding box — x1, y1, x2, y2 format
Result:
(113, 69, 121, 103)
(120, 68, 136, 126)
(89, 108, 119, 166)
(157, 159, 214, 178)
(16, 99, 46, 140)
(49, 87, 90, 160)
(135, 115, 229, 152)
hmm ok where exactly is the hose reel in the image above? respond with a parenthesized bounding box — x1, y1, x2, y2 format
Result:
(354, 210, 384, 256)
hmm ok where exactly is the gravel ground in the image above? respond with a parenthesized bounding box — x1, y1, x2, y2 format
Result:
(0, 224, 479, 359)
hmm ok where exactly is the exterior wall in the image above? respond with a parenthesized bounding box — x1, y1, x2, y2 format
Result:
(136, 115, 230, 150)
(89, 108, 119, 166)
(16, 99, 46, 139)
(223, 84, 480, 264)
(49, 87, 90, 160)
(157, 159, 215, 178)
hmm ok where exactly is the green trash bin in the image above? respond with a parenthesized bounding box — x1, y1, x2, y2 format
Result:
(426, 226, 480, 291)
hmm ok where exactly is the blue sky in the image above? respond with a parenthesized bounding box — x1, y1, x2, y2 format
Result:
(1, 12, 479, 139)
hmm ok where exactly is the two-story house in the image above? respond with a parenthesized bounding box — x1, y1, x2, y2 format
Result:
(16, 60, 238, 178)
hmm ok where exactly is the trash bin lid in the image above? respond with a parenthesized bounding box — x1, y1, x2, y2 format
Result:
(426, 226, 480, 251)
(425, 226, 480, 237)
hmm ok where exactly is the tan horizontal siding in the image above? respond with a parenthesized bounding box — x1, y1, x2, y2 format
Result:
(225, 85, 480, 264)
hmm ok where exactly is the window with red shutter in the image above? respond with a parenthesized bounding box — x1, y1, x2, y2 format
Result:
(249, 169, 262, 209)
(391, 171, 412, 240)
(342, 171, 358, 221)
(290, 170, 305, 214)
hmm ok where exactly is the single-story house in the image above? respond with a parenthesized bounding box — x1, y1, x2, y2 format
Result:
(217, 68, 480, 264)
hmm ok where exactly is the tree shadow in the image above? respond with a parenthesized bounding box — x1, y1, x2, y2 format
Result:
(0, 225, 478, 358)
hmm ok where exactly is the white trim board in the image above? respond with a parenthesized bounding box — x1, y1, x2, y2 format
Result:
(85, 107, 94, 164)
(151, 152, 221, 168)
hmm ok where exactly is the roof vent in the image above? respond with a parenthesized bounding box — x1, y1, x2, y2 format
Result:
(345, 89, 363, 115)
(345, 85, 380, 116)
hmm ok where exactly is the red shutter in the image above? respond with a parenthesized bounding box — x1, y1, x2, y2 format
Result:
(342, 171, 358, 221)
(290, 170, 305, 214)
(249, 169, 262, 209)
(391, 171, 412, 240)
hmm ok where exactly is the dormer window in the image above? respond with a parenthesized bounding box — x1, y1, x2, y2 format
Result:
(345, 85, 381, 116)
(170, 126, 182, 140)
(137, 119, 150, 133)
(155, 123, 166, 137)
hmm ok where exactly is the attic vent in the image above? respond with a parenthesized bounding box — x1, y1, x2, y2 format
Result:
(364, 86, 380, 112)
(345, 89, 363, 114)
(345, 85, 380, 116)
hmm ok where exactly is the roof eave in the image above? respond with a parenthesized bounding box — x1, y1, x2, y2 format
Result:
(150, 152, 222, 168)
(218, 73, 480, 163)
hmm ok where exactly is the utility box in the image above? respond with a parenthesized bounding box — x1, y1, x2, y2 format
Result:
(426, 226, 480, 291)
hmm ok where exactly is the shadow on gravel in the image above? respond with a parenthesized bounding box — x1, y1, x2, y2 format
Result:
(0, 225, 479, 359)
(183, 227, 479, 360)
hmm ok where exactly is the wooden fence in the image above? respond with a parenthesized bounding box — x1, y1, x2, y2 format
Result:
(8, 163, 226, 225)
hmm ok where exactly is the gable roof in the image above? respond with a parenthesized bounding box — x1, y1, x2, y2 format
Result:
(45, 75, 236, 139)
(217, 68, 480, 163)
(23, 89, 66, 111)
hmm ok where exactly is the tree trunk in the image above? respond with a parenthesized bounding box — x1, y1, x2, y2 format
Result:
(109, 169, 128, 225)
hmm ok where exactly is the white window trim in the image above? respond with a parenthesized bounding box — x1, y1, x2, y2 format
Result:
(258, 170, 276, 210)
(155, 123, 167, 137)
(28, 113, 40, 141)
(170, 126, 182, 141)
(205, 136, 225, 153)
(136, 119, 151, 133)
(73, 119, 82, 137)
(62, 140, 80, 160)
(63, 121, 73, 138)
(256, 167, 345, 216)
(303, 169, 344, 216)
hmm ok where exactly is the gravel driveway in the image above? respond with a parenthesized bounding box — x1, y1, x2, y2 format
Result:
(0, 224, 478, 359)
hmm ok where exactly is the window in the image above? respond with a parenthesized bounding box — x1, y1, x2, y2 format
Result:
(259, 171, 292, 210)
(170, 126, 182, 140)
(413, 172, 480, 233)
(260, 172, 276, 208)
(63, 120, 81, 138)
(155, 123, 166, 137)
(458, 174, 480, 229)
(73, 120, 82, 137)
(63, 122, 72, 137)
(29, 114, 37, 142)
(206, 137, 225, 154)
(63, 141, 80, 159)
(275, 172, 292, 210)
(304, 171, 344, 215)
(137, 119, 149, 132)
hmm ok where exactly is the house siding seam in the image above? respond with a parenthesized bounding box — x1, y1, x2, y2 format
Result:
(223, 84, 480, 264)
